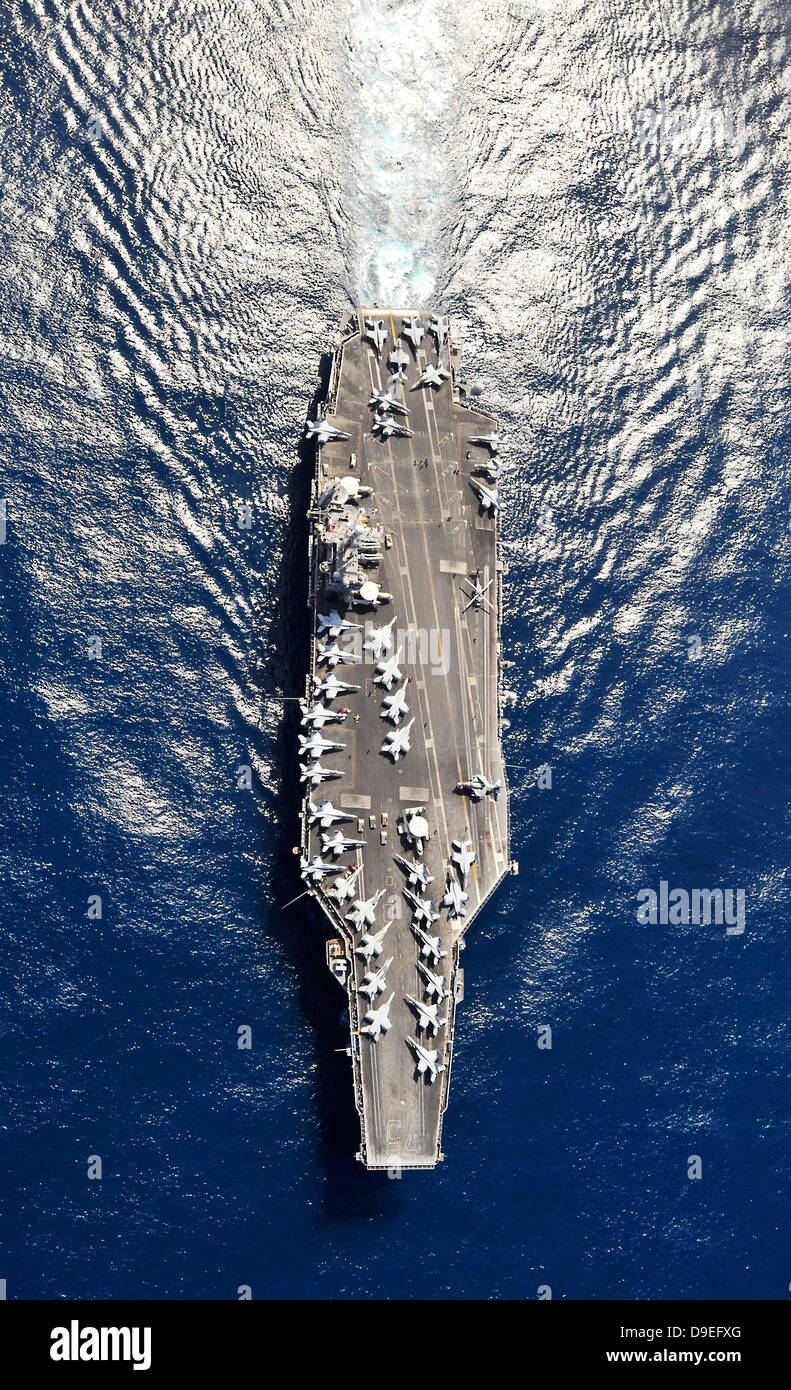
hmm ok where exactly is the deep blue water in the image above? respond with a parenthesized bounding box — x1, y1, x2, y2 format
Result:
(1, 0, 790, 1299)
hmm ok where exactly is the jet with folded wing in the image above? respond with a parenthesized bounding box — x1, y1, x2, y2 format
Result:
(354, 920, 391, 963)
(451, 838, 476, 884)
(308, 798, 353, 828)
(300, 855, 340, 884)
(359, 956, 393, 1002)
(364, 616, 396, 660)
(393, 854, 434, 890)
(361, 992, 395, 1041)
(469, 479, 500, 515)
(442, 877, 469, 919)
(316, 609, 357, 638)
(381, 717, 415, 762)
(411, 921, 446, 963)
(316, 641, 361, 669)
(467, 429, 503, 453)
(346, 887, 386, 930)
(305, 417, 351, 446)
(322, 829, 366, 858)
(313, 673, 361, 700)
(404, 889, 440, 928)
(299, 761, 343, 786)
(455, 771, 501, 800)
(416, 959, 449, 1001)
(405, 994, 446, 1036)
(380, 680, 409, 724)
(408, 1038, 446, 1082)
(374, 647, 404, 691)
(328, 865, 362, 905)
(300, 702, 347, 729)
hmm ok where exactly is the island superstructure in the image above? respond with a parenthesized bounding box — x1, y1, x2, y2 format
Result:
(299, 308, 513, 1170)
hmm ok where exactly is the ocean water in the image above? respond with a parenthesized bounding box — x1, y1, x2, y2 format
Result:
(1, 0, 790, 1300)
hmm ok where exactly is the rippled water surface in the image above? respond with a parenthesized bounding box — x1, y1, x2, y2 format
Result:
(1, 0, 790, 1299)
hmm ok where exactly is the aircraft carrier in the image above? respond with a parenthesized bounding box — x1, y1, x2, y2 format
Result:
(298, 307, 513, 1170)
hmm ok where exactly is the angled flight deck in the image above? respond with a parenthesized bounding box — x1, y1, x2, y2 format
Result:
(298, 307, 513, 1169)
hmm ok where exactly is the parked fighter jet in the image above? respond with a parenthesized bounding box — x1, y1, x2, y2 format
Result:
(405, 890, 441, 928)
(359, 956, 393, 1002)
(364, 318, 388, 352)
(388, 345, 410, 377)
(460, 575, 494, 613)
(442, 877, 469, 918)
(381, 717, 415, 762)
(405, 994, 446, 1036)
(298, 730, 346, 760)
(321, 829, 366, 858)
(346, 888, 386, 930)
(306, 417, 351, 446)
(408, 1038, 446, 1082)
(401, 315, 424, 351)
(380, 680, 409, 724)
(372, 413, 413, 440)
(313, 673, 361, 701)
(354, 920, 391, 963)
(411, 921, 446, 963)
(456, 771, 501, 800)
(328, 865, 362, 905)
(361, 992, 394, 1041)
(299, 761, 343, 786)
(300, 702, 346, 729)
(427, 314, 447, 349)
(316, 640, 360, 669)
(308, 798, 353, 829)
(469, 479, 500, 515)
(368, 389, 409, 416)
(317, 609, 357, 638)
(374, 647, 404, 691)
(468, 429, 503, 453)
(416, 959, 449, 1002)
(411, 362, 449, 390)
(476, 458, 512, 483)
(451, 839, 476, 883)
(393, 854, 434, 890)
(364, 616, 396, 661)
(300, 855, 340, 884)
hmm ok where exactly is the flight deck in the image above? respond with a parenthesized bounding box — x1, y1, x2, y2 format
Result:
(299, 307, 512, 1169)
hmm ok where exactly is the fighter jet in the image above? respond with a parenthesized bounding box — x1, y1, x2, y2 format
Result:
(405, 994, 446, 1036)
(401, 315, 424, 351)
(411, 921, 446, 963)
(416, 959, 449, 1002)
(388, 345, 410, 377)
(456, 771, 501, 801)
(405, 891, 441, 929)
(300, 702, 346, 729)
(317, 609, 357, 638)
(443, 877, 469, 919)
(468, 430, 503, 453)
(328, 865, 362, 905)
(380, 680, 409, 725)
(469, 479, 500, 515)
(408, 1038, 446, 1083)
(381, 717, 415, 762)
(299, 761, 343, 787)
(359, 957, 393, 1003)
(346, 887, 386, 930)
(393, 854, 434, 891)
(300, 855, 340, 884)
(363, 318, 388, 352)
(322, 829, 366, 858)
(411, 362, 449, 390)
(316, 640, 360, 669)
(364, 616, 396, 661)
(306, 417, 351, 446)
(451, 839, 476, 883)
(373, 647, 404, 691)
(368, 389, 409, 416)
(313, 673, 361, 701)
(476, 458, 511, 483)
(427, 313, 447, 347)
(460, 575, 494, 614)
(361, 992, 395, 1041)
(371, 413, 413, 440)
(298, 730, 346, 761)
(354, 919, 391, 963)
(308, 798, 353, 829)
